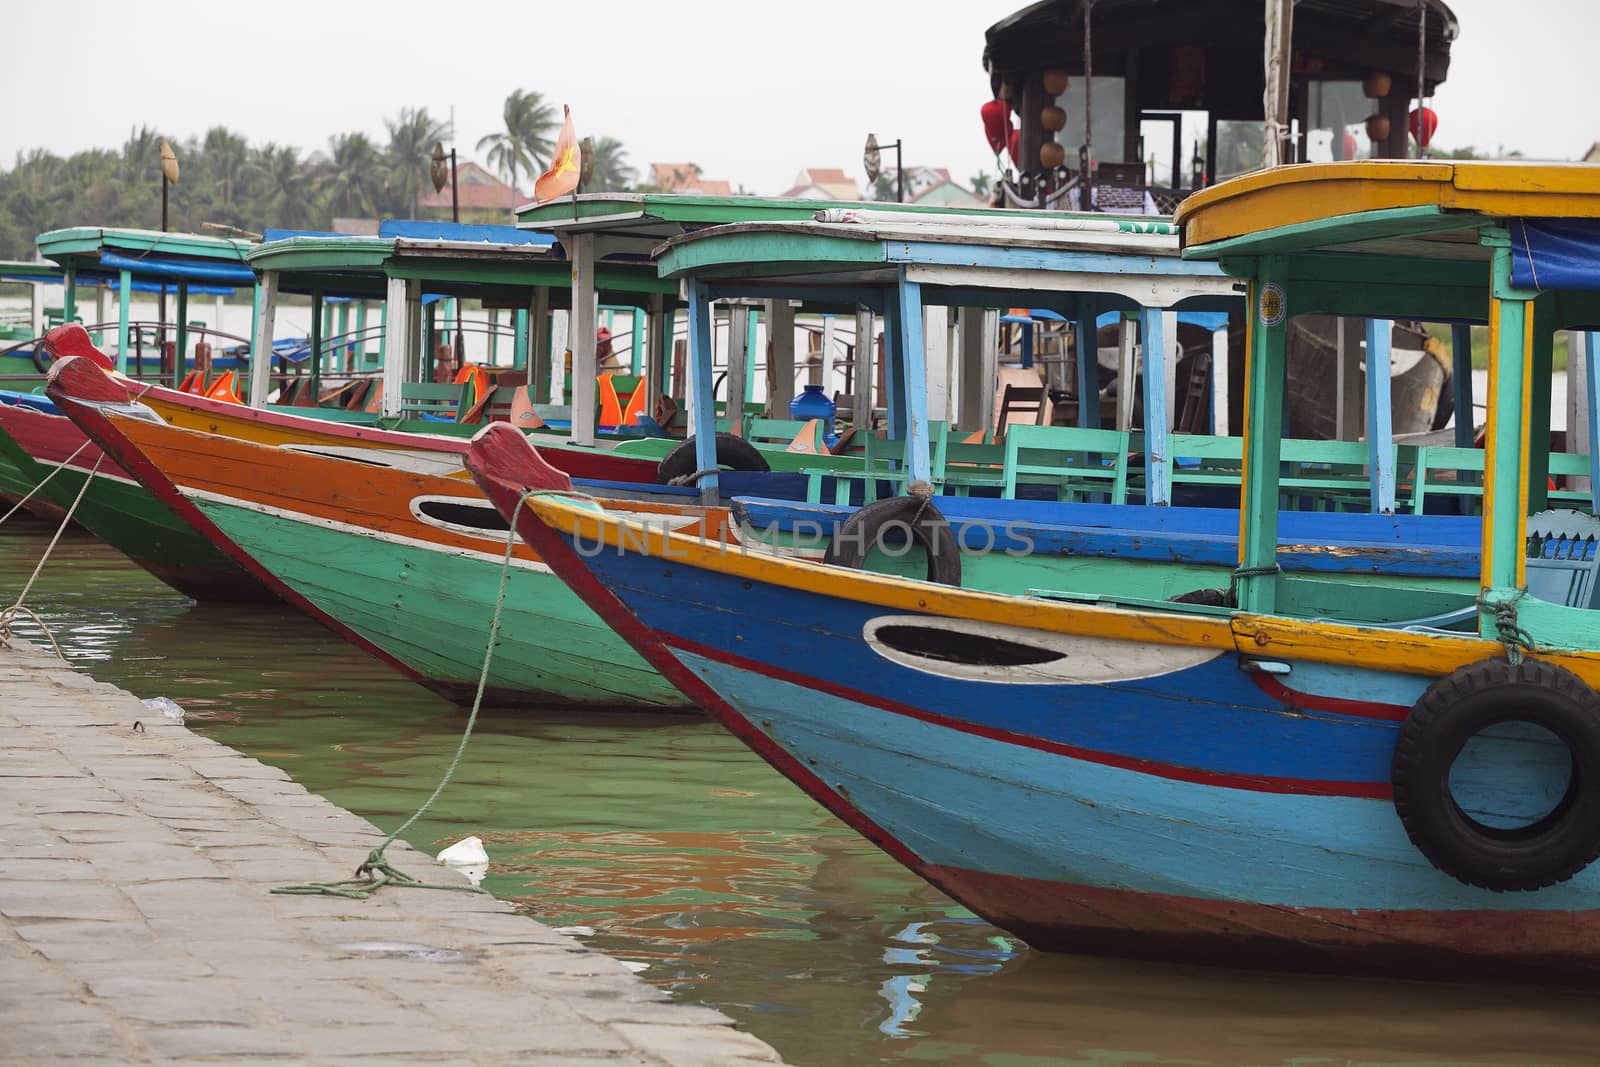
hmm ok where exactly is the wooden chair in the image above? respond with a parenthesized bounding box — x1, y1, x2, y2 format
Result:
(1527, 509, 1600, 609)
(994, 381, 1047, 443)
(1002, 425, 1130, 503)
(399, 381, 470, 420)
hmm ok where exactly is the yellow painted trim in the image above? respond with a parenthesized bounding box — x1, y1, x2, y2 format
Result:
(1481, 298, 1501, 592)
(529, 496, 1600, 692)
(532, 496, 1235, 651)
(1517, 307, 1535, 590)
(1176, 161, 1600, 249)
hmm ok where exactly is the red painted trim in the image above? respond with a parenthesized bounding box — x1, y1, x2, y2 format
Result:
(924, 863, 1600, 980)
(654, 632, 1390, 800)
(1251, 674, 1409, 721)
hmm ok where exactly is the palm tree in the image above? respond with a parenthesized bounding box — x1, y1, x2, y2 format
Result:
(202, 127, 250, 210)
(384, 107, 450, 216)
(318, 133, 386, 221)
(251, 144, 317, 230)
(476, 89, 559, 194)
(586, 136, 635, 192)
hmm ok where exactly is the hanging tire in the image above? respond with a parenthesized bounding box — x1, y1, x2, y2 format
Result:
(1391, 657, 1600, 891)
(823, 495, 962, 586)
(655, 433, 769, 485)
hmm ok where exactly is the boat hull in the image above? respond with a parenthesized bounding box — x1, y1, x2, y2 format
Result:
(48, 377, 699, 708)
(489, 484, 1600, 981)
(0, 398, 272, 600)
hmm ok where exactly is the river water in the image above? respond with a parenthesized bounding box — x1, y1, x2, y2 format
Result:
(5, 517, 1600, 1065)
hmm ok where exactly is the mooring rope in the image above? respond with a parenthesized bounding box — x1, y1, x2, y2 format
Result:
(1481, 588, 1536, 666)
(1, 454, 104, 658)
(273, 492, 542, 899)
(0, 439, 94, 527)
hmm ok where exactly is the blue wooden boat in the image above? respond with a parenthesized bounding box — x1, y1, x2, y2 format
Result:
(472, 161, 1600, 979)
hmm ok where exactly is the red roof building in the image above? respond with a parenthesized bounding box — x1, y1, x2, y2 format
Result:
(417, 161, 523, 222)
(648, 163, 734, 196)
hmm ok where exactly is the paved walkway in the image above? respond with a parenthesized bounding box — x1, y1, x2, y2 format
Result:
(0, 638, 786, 1066)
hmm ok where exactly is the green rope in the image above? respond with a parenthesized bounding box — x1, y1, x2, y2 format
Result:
(273, 494, 535, 899)
(1480, 588, 1535, 666)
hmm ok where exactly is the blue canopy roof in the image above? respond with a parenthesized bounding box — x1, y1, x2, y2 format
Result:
(98, 251, 255, 285)
(1512, 219, 1600, 294)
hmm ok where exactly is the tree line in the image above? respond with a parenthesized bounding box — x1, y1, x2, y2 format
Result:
(0, 90, 639, 259)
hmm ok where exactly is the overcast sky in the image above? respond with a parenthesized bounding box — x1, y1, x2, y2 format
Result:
(6, 0, 1592, 196)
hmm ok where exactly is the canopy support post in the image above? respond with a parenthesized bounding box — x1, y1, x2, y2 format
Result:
(569, 233, 599, 447)
(116, 270, 134, 378)
(1365, 318, 1395, 514)
(897, 268, 930, 483)
(379, 277, 411, 418)
(1140, 307, 1171, 506)
(529, 286, 550, 403)
(686, 279, 719, 506)
(1075, 303, 1099, 429)
(766, 299, 795, 415)
(1237, 257, 1288, 614)
(1480, 243, 1534, 609)
(726, 304, 750, 435)
(1452, 323, 1475, 447)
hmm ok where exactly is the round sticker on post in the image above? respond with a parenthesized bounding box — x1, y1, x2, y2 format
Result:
(1258, 283, 1286, 327)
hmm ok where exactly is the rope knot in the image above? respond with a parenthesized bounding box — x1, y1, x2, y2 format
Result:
(1480, 588, 1535, 665)
(667, 467, 721, 487)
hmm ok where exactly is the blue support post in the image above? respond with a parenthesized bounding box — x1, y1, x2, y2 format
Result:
(116, 270, 132, 375)
(883, 298, 908, 441)
(686, 280, 719, 506)
(1020, 320, 1034, 368)
(1587, 332, 1600, 513)
(1076, 303, 1098, 429)
(1451, 323, 1474, 448)
(1139, 308, 1171, 506)
(896, 268, 931, 484)
(1366, 318, 1396, 514)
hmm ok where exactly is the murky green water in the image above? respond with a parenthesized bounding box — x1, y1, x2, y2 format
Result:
(7, 517, 1600, 1065)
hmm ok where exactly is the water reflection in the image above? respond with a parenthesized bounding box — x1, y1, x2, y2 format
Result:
(6, 517, 1600, 1065)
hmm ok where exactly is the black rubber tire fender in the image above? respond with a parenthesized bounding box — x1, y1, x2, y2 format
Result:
(1391, 657, 1600, 891)
(655, 432, 770, 485)
(822, 495, 962, 586)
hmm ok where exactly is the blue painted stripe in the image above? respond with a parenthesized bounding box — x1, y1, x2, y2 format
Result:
(572, 535, 1409, 784)
(674, 650, 1600, 913)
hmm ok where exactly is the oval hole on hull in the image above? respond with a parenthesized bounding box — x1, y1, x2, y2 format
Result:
(873, 624, 1064, 668)
(413, 497, 509, 533)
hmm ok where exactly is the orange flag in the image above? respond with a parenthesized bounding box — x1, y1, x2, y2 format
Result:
(534, 106, 580, 204)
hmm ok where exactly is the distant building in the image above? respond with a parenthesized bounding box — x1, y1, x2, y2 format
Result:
(779, 167, 861, 200)
(417, 161, 522, 223)
(648, 163, 733, 196)
(879, 167, 985, 207)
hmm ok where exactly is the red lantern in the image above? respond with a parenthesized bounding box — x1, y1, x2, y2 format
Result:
(1007, 128, 1021, 164)
(1409, 107, 1438, 147)
(981, 99, 1009, 155)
